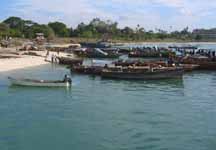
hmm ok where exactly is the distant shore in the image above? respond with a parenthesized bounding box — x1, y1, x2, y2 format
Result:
(63, 37, 216, 44)
(7, 38, 216, 48)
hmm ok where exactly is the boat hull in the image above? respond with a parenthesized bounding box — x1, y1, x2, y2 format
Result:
(57, 57, 83, 66)
(71, 66, 103, 75)
(180, 64, 200, 72)
(198, 62, 216, 70)
(101, 69, 183, 80)
(9, 78, 71, 87)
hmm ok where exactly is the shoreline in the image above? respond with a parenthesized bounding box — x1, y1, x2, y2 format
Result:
(62, 37, 216, 44)
(113, 41, 216, 45)
(0, 56, 49, 73)
(0, 47, 76, 73)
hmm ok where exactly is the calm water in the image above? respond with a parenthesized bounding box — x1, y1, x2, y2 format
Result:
(1, 44, 216, 150)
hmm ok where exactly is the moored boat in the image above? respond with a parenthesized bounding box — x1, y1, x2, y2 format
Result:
(114, 60, 167, 67)
(179, 64, 200, 72)
(101, 67, 183, 80)
(71, 65, 104, 75)
(128, 47, 175, 58)
(57, 57, 83, 66)
(177, 55, 216, 70)
(8, 76, 72, 87)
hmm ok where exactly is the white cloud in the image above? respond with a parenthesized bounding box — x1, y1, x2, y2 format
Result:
(7, 0, 216, 30)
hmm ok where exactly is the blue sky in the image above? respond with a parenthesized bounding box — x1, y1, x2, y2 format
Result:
(1, 0, 216, 30)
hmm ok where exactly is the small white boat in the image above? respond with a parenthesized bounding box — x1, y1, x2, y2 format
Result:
(8, 76, 72, 87)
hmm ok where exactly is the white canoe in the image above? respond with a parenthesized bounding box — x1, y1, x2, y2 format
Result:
(8, 77, 72, 87)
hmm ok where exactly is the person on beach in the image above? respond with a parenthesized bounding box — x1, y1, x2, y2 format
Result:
(46, 50, 50, 57)
(51, 54, 54, 63)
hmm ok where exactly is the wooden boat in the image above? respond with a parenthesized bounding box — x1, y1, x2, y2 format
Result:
(177, 55, 216, 70)
(114, 59, 199, 72)
(118, 48, 132, 54)
(128, 51, 175, 58)
(101, 67, 184, 80)
(197, 62, 216, 70)
(80, 41, 111, 48)
(57, 57, 83, 66)
(71, 65, 104, 75)
(74, 48, 120, 58)
(128, 47, 175, 58)
(179, 64, 200, 72)
(114, 60, 167, 67)
(8, 76, 72, 87)
(86, 48, 120, 58)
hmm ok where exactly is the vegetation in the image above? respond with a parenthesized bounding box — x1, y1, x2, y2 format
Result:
(0, 16, 215, 42)
(48, 22, 69, 37)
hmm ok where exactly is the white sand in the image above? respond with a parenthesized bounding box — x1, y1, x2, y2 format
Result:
(0, 46, 77, 72)
(0, 56, 49, 72)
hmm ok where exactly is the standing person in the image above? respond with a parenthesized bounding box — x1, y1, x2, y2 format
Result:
(57, 49, 60, 55)
(45, 50, 50, 61)
(46, 50, 50, 57)
(51, 54, 54, 63)
(213, 51, 216, 57)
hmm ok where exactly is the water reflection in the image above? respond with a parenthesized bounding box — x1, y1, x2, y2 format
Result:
(100, 77, 184, 88)
(8, 84, 73, 96)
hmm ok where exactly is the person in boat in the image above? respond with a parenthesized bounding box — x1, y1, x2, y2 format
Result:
(149, 64, 154, 72)
(63, 75, 72, 84)
(167, 56, 174, 66)
(104, 64, 108, 69)
(212, 51, 216, 61)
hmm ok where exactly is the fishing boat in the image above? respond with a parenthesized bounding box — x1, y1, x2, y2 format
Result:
(57, 57, 83, 66)
(101, 67, 184, 80)
(114, 60, 167, 67)
(71, 65, 104, 75)
(177, 55, 216, 70)
(128, 47, 175, 58)
(179, 64, 200, 72)
(8, 76, 72, 87)
(86, 48, 120, 58)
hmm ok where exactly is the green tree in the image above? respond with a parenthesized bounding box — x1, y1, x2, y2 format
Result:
(48, 22, 69, 37)
(24, 24, 55, 39)
(195, 34, 202, 41)
(3, 17, 24, 31)
(121, 27, 134, 39)
(0, 23, 9, 38)
(9, 29, 22, 37)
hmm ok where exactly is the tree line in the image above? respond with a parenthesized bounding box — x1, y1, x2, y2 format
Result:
(0, 16, 212, 41)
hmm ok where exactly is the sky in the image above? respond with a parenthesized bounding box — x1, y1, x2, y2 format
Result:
(1, 0, 216, 31)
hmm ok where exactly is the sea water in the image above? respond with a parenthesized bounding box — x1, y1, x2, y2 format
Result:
(0, 44, 216, 150)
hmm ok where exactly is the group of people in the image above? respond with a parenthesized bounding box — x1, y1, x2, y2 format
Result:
(196, 49, 216, 58)
(45, 50, 59, 63)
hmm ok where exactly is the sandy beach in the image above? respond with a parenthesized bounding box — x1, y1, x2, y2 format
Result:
(0, 47, 73, 73)
(0, 56, 49, 72)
